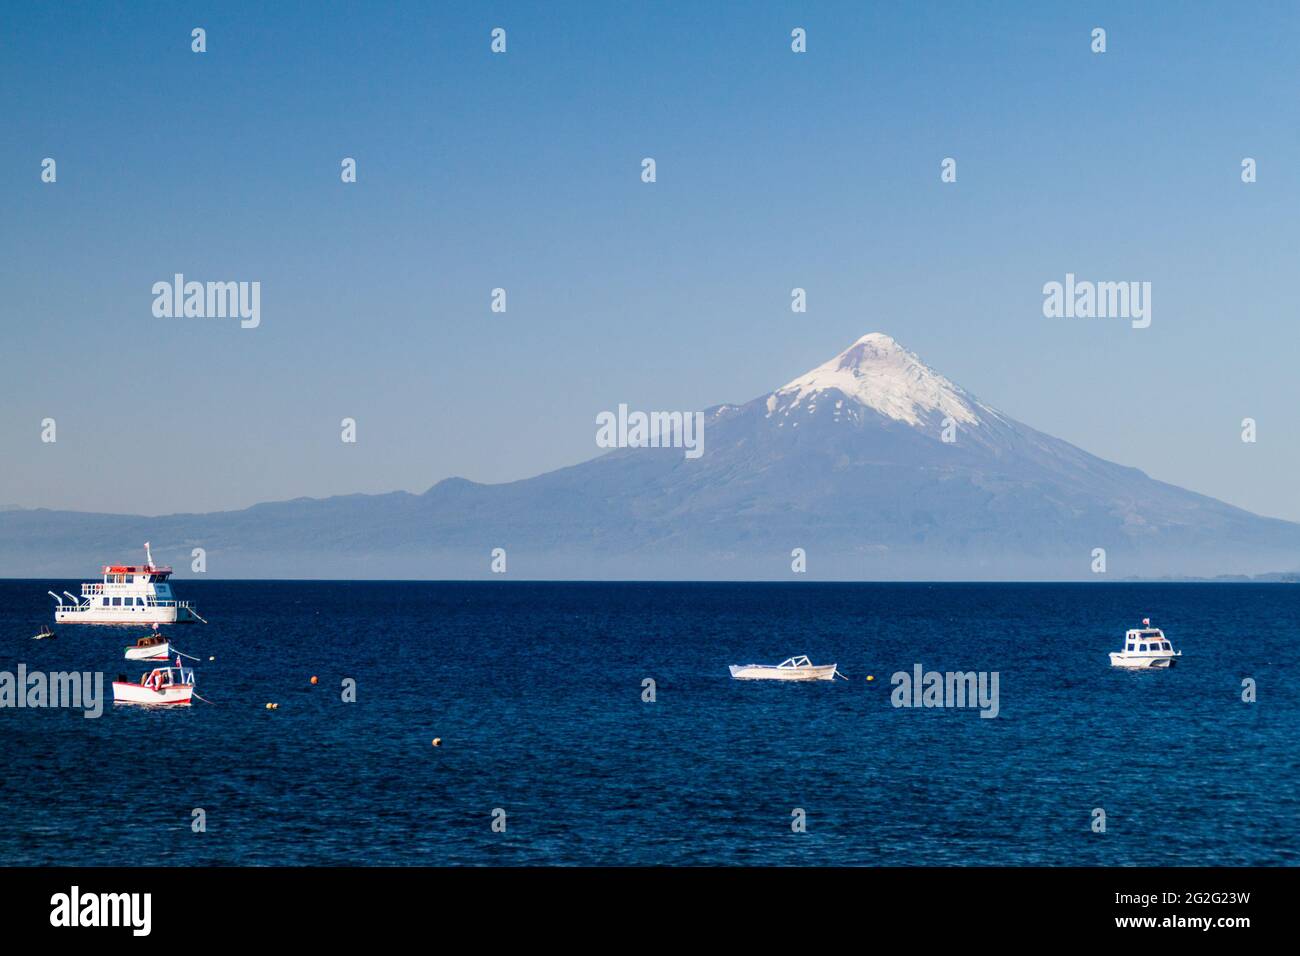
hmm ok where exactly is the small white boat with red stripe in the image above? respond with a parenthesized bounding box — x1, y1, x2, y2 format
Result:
(113, 661, 196, 706)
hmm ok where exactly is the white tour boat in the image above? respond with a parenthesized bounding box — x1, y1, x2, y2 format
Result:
(50, 543, 205, 625)
(112, 663, 196, 706)
(1109, 619, 1181, 669)
(729, 655, 843, 681)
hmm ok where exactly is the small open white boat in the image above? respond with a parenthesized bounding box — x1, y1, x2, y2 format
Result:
(31, 625, 56, 640)
(112, 664, 195, 706)
(1109, 619, 1181, 669)
(124, 634, 171, 660)
(729, 655, 842, 681)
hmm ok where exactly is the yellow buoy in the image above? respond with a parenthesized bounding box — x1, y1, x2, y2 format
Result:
(265, 702, 274, 709)
(866, 675, 874, 682)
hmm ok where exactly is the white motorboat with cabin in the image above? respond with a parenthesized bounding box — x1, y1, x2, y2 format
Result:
(112, 663, 195, 706)
(50, 543, 205, 625)
(124, 635, 171, 661)
(1109, 619, 1181, 669)
(729, 655, 843, 681)
(123, 623, 172, 660)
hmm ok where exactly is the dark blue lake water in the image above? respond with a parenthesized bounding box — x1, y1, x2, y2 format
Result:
(0, 581, 1295, 866)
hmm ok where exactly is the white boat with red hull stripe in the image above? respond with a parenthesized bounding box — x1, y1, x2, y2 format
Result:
(112, 664, 195, 706)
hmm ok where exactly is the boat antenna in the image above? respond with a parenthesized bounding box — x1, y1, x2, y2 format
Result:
(144, 541, 154, 568)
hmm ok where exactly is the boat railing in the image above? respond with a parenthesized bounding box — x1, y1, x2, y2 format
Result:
(59, 598, 195, 611)
(141, 666, 194, 685)
(80, 584, 191, 601)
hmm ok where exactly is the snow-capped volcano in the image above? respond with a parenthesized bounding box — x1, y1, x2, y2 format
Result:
(766, 332, 983, 428)
(5, 330, 1300, 579)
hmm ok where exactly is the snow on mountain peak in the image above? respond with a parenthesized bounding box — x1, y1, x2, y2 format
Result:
(769, 332, 982, 427)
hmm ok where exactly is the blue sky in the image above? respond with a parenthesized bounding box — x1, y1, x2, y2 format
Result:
(3, 1, 1299, 520)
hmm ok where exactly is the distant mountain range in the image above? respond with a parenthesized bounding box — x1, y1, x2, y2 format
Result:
(5, 333, 1299, 579)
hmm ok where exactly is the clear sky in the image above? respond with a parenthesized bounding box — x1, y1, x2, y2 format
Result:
(3, 1, 1298, 520)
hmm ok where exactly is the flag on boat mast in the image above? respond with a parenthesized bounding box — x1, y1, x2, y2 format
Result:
(1142, 617, 1150, 626)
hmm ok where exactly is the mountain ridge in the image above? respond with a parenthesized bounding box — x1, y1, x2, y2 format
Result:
(3, 333, 1297, 580)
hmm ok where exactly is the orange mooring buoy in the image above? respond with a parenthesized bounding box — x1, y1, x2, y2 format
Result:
(310, 675, 319, 685)
(432, 738, 442, 747)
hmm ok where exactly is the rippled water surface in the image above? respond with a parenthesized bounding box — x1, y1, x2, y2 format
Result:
(1, 581, 1296, 865)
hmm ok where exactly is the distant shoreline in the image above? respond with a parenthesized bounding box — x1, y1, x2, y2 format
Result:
(3, 576, 1297, 585)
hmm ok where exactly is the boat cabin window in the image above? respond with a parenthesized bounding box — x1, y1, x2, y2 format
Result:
(111, 597, 121, 606)
(1126, 643, 1134, 651)
(1161, 642, 1171, 650)
(102, 597, 110, 606)
(1138, 644, 1148, 652)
